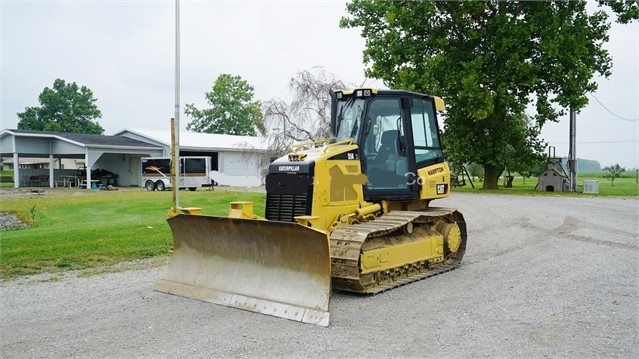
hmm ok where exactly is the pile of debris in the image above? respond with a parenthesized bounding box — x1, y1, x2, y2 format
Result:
(0, 212, 30, 231)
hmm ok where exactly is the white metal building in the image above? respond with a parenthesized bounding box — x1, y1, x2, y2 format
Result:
(114, 129, 270, 180)
(1, 128, 270, 188)
(0, 129, 165, 188)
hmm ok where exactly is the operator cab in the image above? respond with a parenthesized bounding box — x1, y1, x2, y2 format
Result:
(331, 88, 446, 201)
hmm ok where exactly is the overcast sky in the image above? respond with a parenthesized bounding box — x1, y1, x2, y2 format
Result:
(1, 0, 637, 169)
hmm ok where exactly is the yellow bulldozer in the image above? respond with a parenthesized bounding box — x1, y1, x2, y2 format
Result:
(155, 88, 467, 326)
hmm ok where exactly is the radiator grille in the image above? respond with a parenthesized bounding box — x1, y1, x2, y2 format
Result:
(265, 193, 312, 222)
(265, 173, 314, 222)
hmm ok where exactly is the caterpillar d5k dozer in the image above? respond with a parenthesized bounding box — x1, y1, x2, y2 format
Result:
(155, 88, 467, 326)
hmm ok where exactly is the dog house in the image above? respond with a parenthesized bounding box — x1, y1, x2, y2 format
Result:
(537, 164, 569, 192)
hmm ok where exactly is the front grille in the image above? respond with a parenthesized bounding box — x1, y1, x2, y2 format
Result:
(265, 193, 312, 222)
(265, 173, 313, 222)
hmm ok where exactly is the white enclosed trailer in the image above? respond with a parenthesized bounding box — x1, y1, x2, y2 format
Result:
(141, 156, 212, 191)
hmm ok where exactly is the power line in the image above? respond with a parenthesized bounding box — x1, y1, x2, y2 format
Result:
(549, 140, 638, 144)
(588, 93, 639, 122)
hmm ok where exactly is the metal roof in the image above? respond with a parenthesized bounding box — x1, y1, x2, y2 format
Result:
(115, 128, 269, 151)
(1, 129, 159, 149)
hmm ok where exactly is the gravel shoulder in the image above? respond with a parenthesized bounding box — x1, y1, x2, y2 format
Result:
(1, 193, 637, 358)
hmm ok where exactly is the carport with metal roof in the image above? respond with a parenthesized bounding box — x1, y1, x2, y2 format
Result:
(0, 129, 164, 188)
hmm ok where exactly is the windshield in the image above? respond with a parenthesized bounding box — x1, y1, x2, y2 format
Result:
(334, 97, 366, 142)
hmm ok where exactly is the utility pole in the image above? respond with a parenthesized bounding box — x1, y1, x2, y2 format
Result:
(172, 0, 181, 213)
(568, 107, 577, 192)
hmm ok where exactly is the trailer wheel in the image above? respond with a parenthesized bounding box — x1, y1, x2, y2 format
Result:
(145, 180, 156, 191)
(188, 187, 196, 191)
(155, 180, 166, 191)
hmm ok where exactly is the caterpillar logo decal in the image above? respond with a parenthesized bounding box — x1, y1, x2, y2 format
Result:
(427, 167, 445, 176)
(278, 165, 300, 172)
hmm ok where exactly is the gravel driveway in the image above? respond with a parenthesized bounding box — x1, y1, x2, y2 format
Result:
(1, 193, 637, 358)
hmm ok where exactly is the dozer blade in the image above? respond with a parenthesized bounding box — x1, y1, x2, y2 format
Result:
(154, 214, 331, 326)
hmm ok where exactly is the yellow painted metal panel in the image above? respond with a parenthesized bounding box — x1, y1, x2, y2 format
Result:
(360, 232, 444, 274)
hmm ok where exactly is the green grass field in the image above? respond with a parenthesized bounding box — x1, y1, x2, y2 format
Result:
(452, 171, 638, 196)
(0, 189, 265, 279)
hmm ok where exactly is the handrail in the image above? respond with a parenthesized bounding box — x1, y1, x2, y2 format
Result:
(289, 138, 354, 154)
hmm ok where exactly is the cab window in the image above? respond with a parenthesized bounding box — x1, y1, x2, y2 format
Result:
(410, 98, 443, 164)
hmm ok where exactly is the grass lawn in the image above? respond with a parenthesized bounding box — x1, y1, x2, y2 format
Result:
(0, 188, 265, 279)
(452, 172, 638, 197)
(0, 170, 15, 188)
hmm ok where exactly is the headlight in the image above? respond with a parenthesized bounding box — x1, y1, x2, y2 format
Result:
(355, 89, 372, 97)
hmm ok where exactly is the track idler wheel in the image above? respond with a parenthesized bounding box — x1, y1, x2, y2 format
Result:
(437, 222, 462, 254)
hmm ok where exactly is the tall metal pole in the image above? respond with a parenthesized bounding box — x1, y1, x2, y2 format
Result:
(568, 107, 577, 192)
(171, 118, 178, 213)
(172, 0, 181, 211)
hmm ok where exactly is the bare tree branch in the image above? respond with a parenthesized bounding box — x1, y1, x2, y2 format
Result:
(238, 67, 351, 181)
(261, 66, 348, 156)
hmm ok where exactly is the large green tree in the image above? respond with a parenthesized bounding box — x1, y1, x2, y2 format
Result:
(185, 74, 264, 136)
(17, 78, 104, 134)
(340, 0, 629, 189)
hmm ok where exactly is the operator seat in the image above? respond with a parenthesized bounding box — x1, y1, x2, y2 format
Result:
(374, 130, 399, 164)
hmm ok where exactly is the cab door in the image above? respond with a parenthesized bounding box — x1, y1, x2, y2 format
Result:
(360, 94, 419, 201)
(407, 96, 446, 168)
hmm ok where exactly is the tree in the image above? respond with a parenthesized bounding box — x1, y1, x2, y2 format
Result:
(340, 1, 630, 189)
(602, 163, 625, 186)
(503, 113, 546, 184)
(466, 163, 484, 182)
(185, 74, 264, 136)
(17, 78, 104, 134)
(597, 0, 639, 24)
(232, 68, 347, 180)
(261, 67, 346, 159)
(517, 157, 547, 185)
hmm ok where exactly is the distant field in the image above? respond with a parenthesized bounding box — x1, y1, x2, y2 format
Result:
(452, 170, 638, 196)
